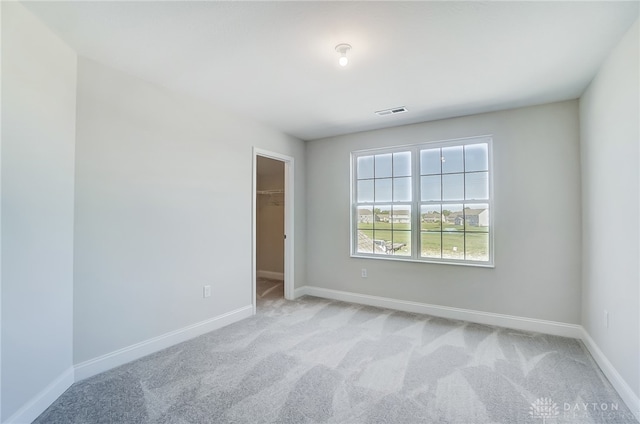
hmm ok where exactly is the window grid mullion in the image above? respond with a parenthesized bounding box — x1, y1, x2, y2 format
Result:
(462, 146, 467, 260)
(440, 148, 444, 259)
(391, 154, 394, 249)
(412, 146, 419, 260)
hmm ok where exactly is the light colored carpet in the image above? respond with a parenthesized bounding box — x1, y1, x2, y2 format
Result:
(35, 278, 636, 423)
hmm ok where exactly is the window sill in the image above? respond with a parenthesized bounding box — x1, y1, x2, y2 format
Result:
(351, 253, 495, 268)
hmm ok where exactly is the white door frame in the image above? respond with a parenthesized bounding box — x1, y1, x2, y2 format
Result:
(252, 148, 295, 313)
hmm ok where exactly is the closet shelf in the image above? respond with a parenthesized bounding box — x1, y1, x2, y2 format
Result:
(257, 189, 284, 195)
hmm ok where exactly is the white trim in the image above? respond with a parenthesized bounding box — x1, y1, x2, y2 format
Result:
(252, 151, 258, 315)
(252, 148, 295, 310)
(293, 286, 310, 299)
(296, 285, 582, 338)
(74, 305, 252, 381)
(580, 328, 640, 421)
(348, 253, 496, 268)
(0, 4, 3, 420)
(257, 270, 284, 281)
(4, 367, 74, 424)
(283, 158, 295, 300)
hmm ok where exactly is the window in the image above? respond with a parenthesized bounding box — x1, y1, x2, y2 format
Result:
(351, 136, 493, 266)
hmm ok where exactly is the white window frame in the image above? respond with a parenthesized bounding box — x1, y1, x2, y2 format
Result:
(350, 135, 494, 267)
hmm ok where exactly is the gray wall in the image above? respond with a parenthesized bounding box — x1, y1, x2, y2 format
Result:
(73, 57, 306, 363)
(1, 2, 77, 420)
(306, 101, 581, 324)
(580, 20, 639, 397)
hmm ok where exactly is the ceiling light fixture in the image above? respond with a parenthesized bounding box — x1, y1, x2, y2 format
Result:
(335, 43, 351, 67)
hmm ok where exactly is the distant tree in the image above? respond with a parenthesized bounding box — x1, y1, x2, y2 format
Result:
(442, 210, 451, 217)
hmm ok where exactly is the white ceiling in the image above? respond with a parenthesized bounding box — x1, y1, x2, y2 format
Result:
(23, 1, 639, 141)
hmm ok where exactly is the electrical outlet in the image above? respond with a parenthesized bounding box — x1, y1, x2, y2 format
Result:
(604, 310, 609, 328)
(361, 268, 367, 278)
(203, 285, 211, 298)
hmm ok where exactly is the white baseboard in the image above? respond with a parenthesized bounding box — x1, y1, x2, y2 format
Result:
(294, 286, 582, 338)
(4, 367, 74, 424)
(257, 270, 284, 281)
(296, 286, 640, 419)
(580, 328, 640, 421)
(293, 286, 310, 298)
(74, 305, 253, 381)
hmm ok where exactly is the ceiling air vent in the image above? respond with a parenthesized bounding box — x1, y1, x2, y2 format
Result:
(375, 106, 408, 116)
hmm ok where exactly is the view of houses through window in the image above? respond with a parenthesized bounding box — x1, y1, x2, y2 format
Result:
(352, 137, 493, 265)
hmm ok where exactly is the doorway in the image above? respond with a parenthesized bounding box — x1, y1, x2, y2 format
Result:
(252, 148, 294, 314)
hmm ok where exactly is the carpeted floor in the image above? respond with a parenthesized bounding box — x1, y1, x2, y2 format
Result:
(35, 278, 637, 423)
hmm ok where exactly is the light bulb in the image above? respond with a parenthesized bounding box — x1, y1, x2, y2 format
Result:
(335, 43, 352, 67)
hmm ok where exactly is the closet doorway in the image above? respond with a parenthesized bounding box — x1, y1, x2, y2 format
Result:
(252, 148, 294, 313)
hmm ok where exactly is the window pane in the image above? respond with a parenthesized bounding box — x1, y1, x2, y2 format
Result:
(375, 154, 392, 178)
(374, 205, 391, 228)
(420, 149, 441, 175)
(392, 231, 411, 256)
(421, 232, 442, 258)
(356, 207, 374, 254)
(465, 232, 489, 261)
(357, 207, 373, 227)
(357, 180, 374, 203)
(372, 233, 390, 254)
(373, 219, 391, 254)
(442, 174, 464, 200)
(392, 205, 411, 230)
(442, 146, 463, 173)
(442, 204, 463, 231)
(465, 143, 488, 172)
(421, 175, 441, 201)
(421, 205, 441, 231)
(357, 155, 374, 179)
(442, 232, 464, 259)
(464, 204, 489, 232)
(375, 178, 392, 202)
(465, 172, 489, 200)
(393, 152, 411, 177)
(393, 177, 412, 202)
(357, 229, 374, 254)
